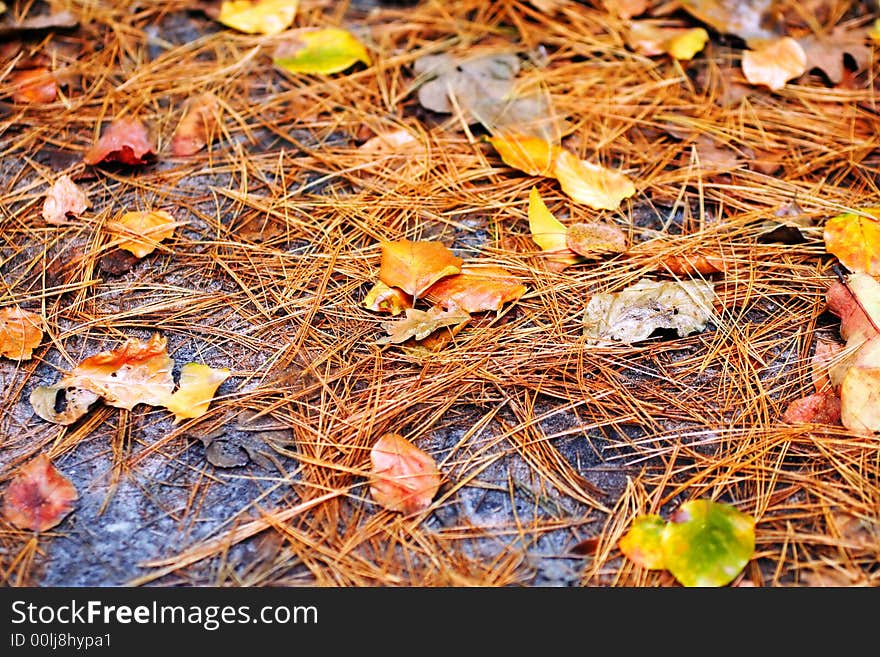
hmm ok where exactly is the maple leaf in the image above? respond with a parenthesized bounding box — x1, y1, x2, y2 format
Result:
(378, 239, 463, 298)
(741, 37, 807, 91)
(424, 265, 527, 313)
(217, 0, 298, 35)
(82, 117, 156, 166)
(2, 454, 78, 532)
(42, 174, 89, 225)
(163, 363, 231, 424)
(107, 210, 178, 258)
(274, 28, 371, 75)
(0, 306, 43, 360)
(172, 92, 221, 157)
(377, 306, 470, 345)
(823, 209, 880, 276)
(369, 432, 441, 514)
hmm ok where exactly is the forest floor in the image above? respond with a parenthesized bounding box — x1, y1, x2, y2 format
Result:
(1, 0, 879, 587)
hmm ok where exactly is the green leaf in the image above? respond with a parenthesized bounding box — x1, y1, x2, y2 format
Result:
(273, 28, 371, 75)
(661, 499, 755, 587)
(619, 515, 667, 570)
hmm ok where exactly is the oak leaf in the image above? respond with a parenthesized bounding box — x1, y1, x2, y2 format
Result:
(369, 432, 441, 514)
(2, 454, 78, 532)
(379, 239, 463, 298)
(799, 24, 872, 85)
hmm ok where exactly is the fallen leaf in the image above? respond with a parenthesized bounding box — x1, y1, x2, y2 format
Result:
(488, 133, 557, 176)
(552, 149, 636, 211)
(172, 92, 221, 157)
(0, 306, 43, 360)
(618, 514, 667, 570)
(190, 409, 294, 469)
(10, 67, 57, 103)
(0, 10, 77, 39)
(359, 129, 418, 153)
(369, 432, 441, 514)
(565, 222, 628, 256)
(825, 277, 878, 346)
(741, 37, 807, 91)
(527, 187, 580, 268)
(82, 117, 156, 166)
(107, 210, 177, 258)
(583, 278, 716, 343)
(661, 499, 755, 587)
(378, 239, 463, 298)
(274, 27, 371, 75)
(30, 385, 100, 426)
(162, 363, 231, 424)
(399, 318, 470, 356)
(843, 273, 880, 336)
(611, 0, 650, 19)
(677, 0, 779, 46)
(217, 0, 298, 35)
(362, 281, 412, 316)
(98, 249, 140, 276)
(377, 306, 470, 345)
(839, 364, 880, 433)
(782, 391, 841, 424)
(799, 24, 872, 85)
(627, 21, 709, 60)
(811, 338, 843, 392)
(2, 454, 78, 532)
(823, 209, 880, 276)
(424, 265, 527, 313)
(42, 174, 89, 225)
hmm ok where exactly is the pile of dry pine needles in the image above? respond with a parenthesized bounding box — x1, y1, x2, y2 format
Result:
(1, 0, 879, 586)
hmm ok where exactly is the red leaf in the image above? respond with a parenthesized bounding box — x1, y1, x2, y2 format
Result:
(83, 117, 156, 166)
(2, 454, 78, 532)
(782, 391, 841, 425)
(369, 433, 441, 514)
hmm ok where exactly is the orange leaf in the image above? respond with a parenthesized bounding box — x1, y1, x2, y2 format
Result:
(10, 67, 57, 104)
(655, 253, 727, 275)
(379, 239, 463, 298)
(369, 432, 440, 514)
(823, 210, 880, 276)
(565, 222, 627, 256)
(488, 133, 558, 176)
(362, 281, 412, 315)
(2, 454, 78, 532)
(172, 92, 221, 157)
(782, 391, 841, 425)
(42, 174, 90, 225)
(107, 210, 177, 258)
(552, 149, 635, 210)
(741, 37, 806, 91)
(83, 117, 156, 166)
(424, 265, 526, 313)
(0, 306, 43, 360)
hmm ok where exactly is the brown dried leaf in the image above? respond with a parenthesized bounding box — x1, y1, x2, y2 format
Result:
(741, 37, 807, 91)
(378, 239, 463, 298)
(0, 306, 43, 360)
(565, 222, 627, 256)
(369, 432, 441, 514)
(2, 454, 78, 532)
(377, 306, 470, 345)
(30, 385, 100, 426)
(424, 265, 526, 313)
(172, 92, 221, 157)
(82, 117, 157, 166)
(42, 174, 89, 225)
(799, 25, 872, 85)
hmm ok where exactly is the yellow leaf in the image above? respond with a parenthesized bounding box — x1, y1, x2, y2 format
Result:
(527, 187, 581, 268)
(362, 281, 412, 316)
(273, 28, 371, 75)
(552, 149, 635, 210)
(741, 37, 806, 91)
(628, 22, 708, 60)
(488, 133, 557, 176)
(823, 209, 880, 276)
(108, 210, 177, 258)
(217, 0, 298, 35)
(163, 363, 231, 424)
(666, 28, 709, 60)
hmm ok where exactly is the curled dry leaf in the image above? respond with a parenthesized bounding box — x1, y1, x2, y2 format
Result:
(583, 278, 715, 343)
(378, 239, 463, 298)
(741, 37, 806, 91)
(172, 92, 221, 157)
(823, 209, 880, 276)
(565, 222, 627, 256)
(377, 306, 470, 345)
(107, 210, 177, 258)
(618, 514, 667, 570)
(82, 117, 156, 166)
(553, 149, 635, 211)
(274, 27, 371, 75)
(42, 174, 89, 225)
(30, 385, 100, 426)
(527, 187, 580, 268)
(163, 363, 231, 424)
(0, 306, 43, 360)
(369, 432, 441, 514)
(2, 454, 78, 532)
(217, 0, 298, 35)
(10, 67, 57, 103)
(362, 281, 412, 316)
(424, 265, 526, 313)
